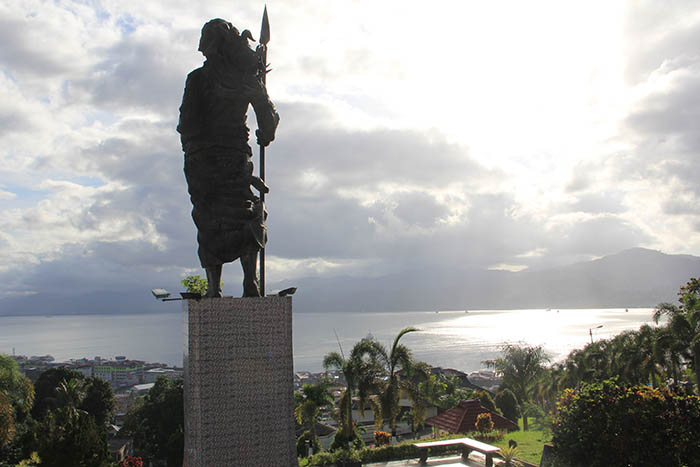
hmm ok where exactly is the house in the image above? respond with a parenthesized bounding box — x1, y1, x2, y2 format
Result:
(425, 399, 518, 433)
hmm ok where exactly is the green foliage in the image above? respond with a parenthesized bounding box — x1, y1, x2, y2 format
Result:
(295, 380, 335, 455)
(180, 275, 220, 296)
(122, 377, 183, 467)
(307, 433, 506, 466)
(552, 378, 700, 466)
(0, 355, 34, 450)
(499, 445, 519, 466)
(475, 412, 494, 433)
(495, 389, 520, 422)
(484, 344, 550, 431)
(31, 367, 83, 420)
(323, 338, 384, 448)
(419, 374, 472, 409)
(15, 451, 41, 466)
(329, 424, 364, 452)
(35, 406, 110, 467)
(296, 430, 320, 458)
(80, 378, 115, 427)
(473, 390, 497, 413)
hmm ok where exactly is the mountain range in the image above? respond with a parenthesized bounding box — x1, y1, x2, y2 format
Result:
(1, 248, 698, 316)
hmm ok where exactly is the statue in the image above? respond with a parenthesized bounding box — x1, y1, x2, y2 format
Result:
(177, 18, 279, 297)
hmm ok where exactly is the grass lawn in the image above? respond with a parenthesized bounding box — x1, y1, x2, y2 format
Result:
(492, 418, 551, 464)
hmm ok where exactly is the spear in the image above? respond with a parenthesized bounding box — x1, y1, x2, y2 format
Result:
(257, 6, 270, 296)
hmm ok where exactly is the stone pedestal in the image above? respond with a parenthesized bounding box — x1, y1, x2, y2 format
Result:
(183, 296, 298, 467)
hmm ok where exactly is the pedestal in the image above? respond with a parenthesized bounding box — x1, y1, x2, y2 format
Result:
(183, 296, 298, 467)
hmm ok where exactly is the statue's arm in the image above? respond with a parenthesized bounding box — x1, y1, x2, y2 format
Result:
(247, 77, 279, 147)
(176, 71, 204, 149)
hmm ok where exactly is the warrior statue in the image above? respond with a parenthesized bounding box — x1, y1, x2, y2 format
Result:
(177, 18, 279, 297)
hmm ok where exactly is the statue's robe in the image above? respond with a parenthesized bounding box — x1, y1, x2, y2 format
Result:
(177, 59, 278, 268)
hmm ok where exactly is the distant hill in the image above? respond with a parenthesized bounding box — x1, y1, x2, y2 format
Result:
(285, 248, 700, 313)
(1, 248, 699, 316)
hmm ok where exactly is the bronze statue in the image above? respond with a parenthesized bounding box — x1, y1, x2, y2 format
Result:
(177, 18, 279, 297)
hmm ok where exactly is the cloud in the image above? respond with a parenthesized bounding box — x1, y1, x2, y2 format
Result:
(1, 0, 699, 308)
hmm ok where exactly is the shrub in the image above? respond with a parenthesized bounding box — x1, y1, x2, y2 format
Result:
(495, 389, 520, 422)
(297, 429, 321, 457)
(552, 378, 700, 466)
(473, 390, 498, 413)
(373, 430, 391, 447)
(475, 412, 494, 433)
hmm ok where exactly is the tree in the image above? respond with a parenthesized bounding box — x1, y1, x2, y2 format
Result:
(80, 377, 115, 427)
(36, 405, 109, 467)
(294, 380, 335, 455)
(494, 389, 520, 423)
(418, 372, 475, 410)
(122, 377, 184, 466)
(0, 355, 34, 449)
(323, 338, 383, 449)
(31, 367, 82, 420)
(373, 327, 429, 437)
(653, 277, 700, 393)
(484, 344, 550, 430)
(35, 377, 110, 467)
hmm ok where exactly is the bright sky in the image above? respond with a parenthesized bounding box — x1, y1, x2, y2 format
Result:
(1, 0, 699, 305)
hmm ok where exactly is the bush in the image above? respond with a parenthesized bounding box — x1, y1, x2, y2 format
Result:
(373, 430, 391, 447)
(473, 390, 498, 413)
(552, 378, 700, 466)
(475, 413, 494, 433)
(297, 429, 321, 457)
(495, 389, 520, 422)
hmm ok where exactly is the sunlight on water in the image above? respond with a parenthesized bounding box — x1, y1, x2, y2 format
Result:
(292, 308, 657, 373)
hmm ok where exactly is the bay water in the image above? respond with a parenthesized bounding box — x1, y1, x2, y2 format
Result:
(0, 307, 655, 373)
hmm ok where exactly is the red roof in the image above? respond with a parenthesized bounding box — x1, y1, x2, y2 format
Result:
(425, 399, 519, 433)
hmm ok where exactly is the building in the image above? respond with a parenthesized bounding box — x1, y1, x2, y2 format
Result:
(144, 367, 182, 383)
(93, 360, 145, 390)
(425, 399, 519, 434)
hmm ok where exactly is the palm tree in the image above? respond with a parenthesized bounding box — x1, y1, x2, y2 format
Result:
(652, 279, 700, 393)
(55, 378, 87, 421)
(484, 344, 550, 430)
(372, 327, 429, 437)
(323, 337, 383, 447)
(295, 380, 335, 454)
(654, 301, 700, 392)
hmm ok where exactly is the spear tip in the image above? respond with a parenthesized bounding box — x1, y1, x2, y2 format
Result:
(259, 5, 270, 45)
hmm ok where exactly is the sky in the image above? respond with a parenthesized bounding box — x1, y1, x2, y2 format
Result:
(1, 0, 700, 305)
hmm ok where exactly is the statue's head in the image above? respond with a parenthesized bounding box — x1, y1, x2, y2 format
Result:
(198, 19, 258, 72)
(198, 19, 238, 58)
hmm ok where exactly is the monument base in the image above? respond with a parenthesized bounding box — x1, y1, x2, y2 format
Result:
(183, 296, 298, 467)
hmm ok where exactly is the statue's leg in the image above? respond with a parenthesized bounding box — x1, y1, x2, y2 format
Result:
(205, 265, 223, 298)
(240, 252, 260, 297)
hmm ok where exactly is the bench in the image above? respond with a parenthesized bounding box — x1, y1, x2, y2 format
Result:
(413, 437, 500, 467)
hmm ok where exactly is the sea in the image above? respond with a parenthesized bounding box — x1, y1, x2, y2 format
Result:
(0, 307, 656, 373)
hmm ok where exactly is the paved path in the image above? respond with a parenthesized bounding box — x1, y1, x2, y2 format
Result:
(365, 452, 494, 466)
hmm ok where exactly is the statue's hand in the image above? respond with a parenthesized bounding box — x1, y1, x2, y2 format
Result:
(250, 176, 269, 194)
(256, 128, 274, 147)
